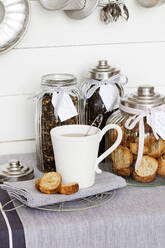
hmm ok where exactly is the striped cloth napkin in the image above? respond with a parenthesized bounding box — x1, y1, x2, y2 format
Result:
(0, 172, 126, 208)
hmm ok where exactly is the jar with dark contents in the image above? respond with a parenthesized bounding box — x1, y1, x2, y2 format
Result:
(35, 74, 80, 172)
(82, 60, 127, 153)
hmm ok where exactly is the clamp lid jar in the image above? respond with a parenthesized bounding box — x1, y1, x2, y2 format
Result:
(82, 60, 127, 129)
(121, 85, 165, 110)
(106, 85, 165, 186)
(89, 60, 120, 80)
(35, 73, 80, 172)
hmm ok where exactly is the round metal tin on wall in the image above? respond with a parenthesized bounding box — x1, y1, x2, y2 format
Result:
(64, 0, 99, 20)
(63, 0, 85, 10)
(0, 0, 30, 54)
(39, 0, 71, 10)
(136, 0, 165, 7)
(40, 0, 85, 10)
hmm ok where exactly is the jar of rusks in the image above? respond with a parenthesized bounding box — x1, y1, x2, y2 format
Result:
(106, 85, 165, 183)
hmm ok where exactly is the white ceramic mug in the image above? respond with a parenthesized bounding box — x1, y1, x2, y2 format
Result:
(50, 124, 122, 189)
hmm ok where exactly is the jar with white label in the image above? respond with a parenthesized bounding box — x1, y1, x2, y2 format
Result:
(82, 60, 127, 129)
(35, 74, 80, 172)
(106, 85, 165, 186)
(82, 60, 127, 153)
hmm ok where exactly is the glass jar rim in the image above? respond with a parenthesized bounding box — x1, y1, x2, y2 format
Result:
(41, 73, 77, 87)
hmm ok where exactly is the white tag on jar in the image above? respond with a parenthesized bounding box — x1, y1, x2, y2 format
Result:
(52, 92, 78, 122)
(147, 111, 165, 140)
(99, 84, 119, 112)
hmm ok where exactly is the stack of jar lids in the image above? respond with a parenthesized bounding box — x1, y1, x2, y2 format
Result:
(121, 86, 165, 110)
(0, 160, 34, 182)
(89, 60, 120, 80)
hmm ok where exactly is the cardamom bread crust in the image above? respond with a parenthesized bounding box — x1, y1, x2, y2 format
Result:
(35, 178, 41, 190)
(38, 172, 62, 194)
(133, 156, 158, 183)
(149, 139, 165, 158)
(130, 143, 149, 155)
(35, 173, 79, 195)
(113, 168, 132, 177)
(158, 156, 165, 177)
(111, 145, 133, 170)
(133, 171, 156, 183)
(59, 183, 79, 195)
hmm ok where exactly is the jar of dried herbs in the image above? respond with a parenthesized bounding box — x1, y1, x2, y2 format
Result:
(35, 74, 80, 172)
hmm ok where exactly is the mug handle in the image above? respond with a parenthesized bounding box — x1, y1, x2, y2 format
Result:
(95, 124, 122, 173)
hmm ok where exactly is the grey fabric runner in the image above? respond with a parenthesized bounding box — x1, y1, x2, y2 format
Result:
(0, 172, 126, 207)
(1, 153, 165, 248)
(0, 189, 26, 248)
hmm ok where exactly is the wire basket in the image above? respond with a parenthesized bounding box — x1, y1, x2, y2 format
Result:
(2, 190, 116, 212)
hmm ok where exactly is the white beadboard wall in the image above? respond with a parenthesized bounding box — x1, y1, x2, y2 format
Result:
(1, 0, 165, 155)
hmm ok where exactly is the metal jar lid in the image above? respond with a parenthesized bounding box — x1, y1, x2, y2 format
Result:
(0, 160, 34, 182)
(89, 60, 120, 80)
(121, 85, 165, 110)
(41, 73, 77, 87)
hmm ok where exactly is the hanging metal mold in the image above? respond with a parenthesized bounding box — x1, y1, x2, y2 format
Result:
(99, 0, 129, 24)
(39, 0, 129, 22)
(64, 0, 99, 20)
(39, 0, 86, 11)
(0, 0, 30, 54)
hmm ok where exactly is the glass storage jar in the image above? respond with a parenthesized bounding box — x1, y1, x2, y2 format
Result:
(35, 73, 80, 172)
(106, 85, 165, 185)
(82, 60, 127, 129)
(82, 60, 127, 154)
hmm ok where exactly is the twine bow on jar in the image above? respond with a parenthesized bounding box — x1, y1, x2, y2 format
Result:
(82, 73, 128, 112)
(120, 103, 165, 170)
(33, 85, 79, 120)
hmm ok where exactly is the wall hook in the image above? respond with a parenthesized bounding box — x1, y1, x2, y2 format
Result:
(39, 0, 129, 24)
(99, 0, 129, 24)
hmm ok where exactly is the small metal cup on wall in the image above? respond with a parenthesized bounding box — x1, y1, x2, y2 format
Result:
(136, 0, 165, 7)
(39, 0, 86, 10)
(39, 0, 99, 19)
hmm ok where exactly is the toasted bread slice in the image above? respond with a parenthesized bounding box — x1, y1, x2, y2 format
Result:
(130, 143, 149, 155)
(113, 167, 132, 177)
(59, 183, 79, 195)
(158, 155, 165, 177)
(35, 178, 41, 190)
(133, 171, 156, 183)
(135, 156, 158, 182)
(39, 172, 62, 194)
(135, 134, 155, 146)
(111, 145, 133, 169)
(110, 125, 125, 144)
(149, 139, 165, 158)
